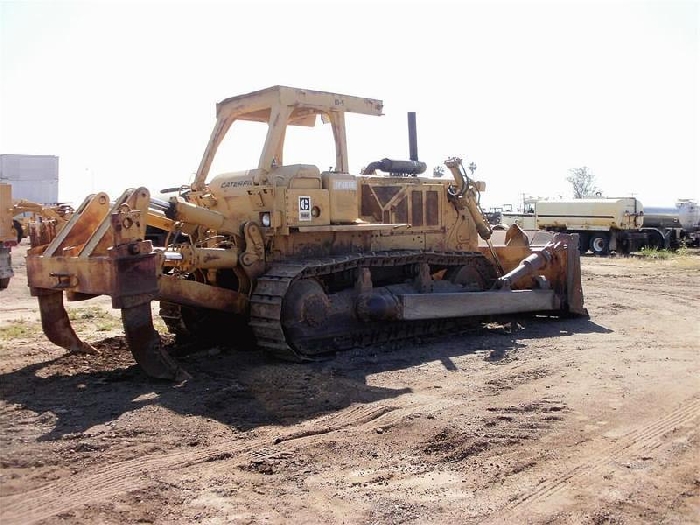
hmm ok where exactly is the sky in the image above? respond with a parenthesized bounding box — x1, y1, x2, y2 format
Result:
(1, 0, 698, 210)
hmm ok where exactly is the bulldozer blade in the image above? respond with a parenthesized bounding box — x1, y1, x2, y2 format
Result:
(38, 292, 97, 354)
(565, 233, 588, 316)
(121, 303, 191, 381)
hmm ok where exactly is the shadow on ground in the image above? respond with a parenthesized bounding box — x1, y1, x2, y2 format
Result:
(0, 315, 610, 441)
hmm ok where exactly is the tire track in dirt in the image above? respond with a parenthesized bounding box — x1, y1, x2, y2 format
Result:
(221, 397, 464, 475)
(271, 404, 400, 443)
(0, 443, 241, 524)
(0, 401, 406, 524)
(0, 366, 464, 524)
(490, 396, 700, 521)
(158, 394, 468, 497)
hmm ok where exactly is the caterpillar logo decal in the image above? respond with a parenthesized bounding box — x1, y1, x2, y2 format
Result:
(299, 196, 311, 221)
(220, 180, 253, 189)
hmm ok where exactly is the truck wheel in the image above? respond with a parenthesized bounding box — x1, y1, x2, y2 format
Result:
(0, 277, 9, 290)
(589, 234, 609, 256)
(618, 238, 631, 254)
(645, 230, 665, 250)
(577, 233, 589, 255)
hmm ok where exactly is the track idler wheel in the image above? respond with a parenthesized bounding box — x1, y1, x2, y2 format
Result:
(121, 303, 190, 381)
(281, 279, 331, 356)
(37, 292, 96, 354)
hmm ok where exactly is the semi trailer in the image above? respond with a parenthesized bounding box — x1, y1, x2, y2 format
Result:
(643, 200, 700, 249)
(496, 197, 700, 254)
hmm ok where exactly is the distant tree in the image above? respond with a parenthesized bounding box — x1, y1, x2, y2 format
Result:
(567, 167, 600, 198)
(433, 165, 445, 178)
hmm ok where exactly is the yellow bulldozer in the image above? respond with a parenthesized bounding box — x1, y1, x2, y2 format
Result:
(25, 86, 586, 380)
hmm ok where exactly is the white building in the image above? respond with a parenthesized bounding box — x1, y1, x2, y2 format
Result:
(0, 154, 59, 204)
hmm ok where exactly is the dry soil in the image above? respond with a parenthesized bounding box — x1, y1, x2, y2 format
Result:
(0, 243, 698, 524)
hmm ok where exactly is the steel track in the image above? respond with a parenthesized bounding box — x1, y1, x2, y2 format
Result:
(249, 251, 497, 361)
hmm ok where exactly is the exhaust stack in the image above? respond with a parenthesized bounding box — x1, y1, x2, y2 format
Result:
(408, 112, 418, 161)
(360, 112, 426, 176)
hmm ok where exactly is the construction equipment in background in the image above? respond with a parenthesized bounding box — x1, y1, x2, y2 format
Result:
(13, 200, 173, 249)
(0, 183, 18, 289)
(12, 200, 75, 247)
(25, 86, 587, 380)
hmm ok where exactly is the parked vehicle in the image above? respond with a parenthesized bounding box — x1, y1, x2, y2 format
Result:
(643, 200, 700, 248)
(496, 197, 699, 254)
(534, 198, 644, 255)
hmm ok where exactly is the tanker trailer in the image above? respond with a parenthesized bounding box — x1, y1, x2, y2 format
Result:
(641, 206, 683, 249)
(25, 86, 587, 380)
(677, 200, 700, 246)
(534, 197, 645, 255)
(643, 201, 700, 249)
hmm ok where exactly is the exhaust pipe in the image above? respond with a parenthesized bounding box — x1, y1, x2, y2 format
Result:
(360, 112, 426, 176)
(408, 112, 418, 161)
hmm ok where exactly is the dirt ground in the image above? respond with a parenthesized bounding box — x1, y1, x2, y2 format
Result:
(0, 243, 698, 524)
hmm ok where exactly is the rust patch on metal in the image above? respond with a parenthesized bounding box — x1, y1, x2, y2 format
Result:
(411, 191, 424, 226)
(37, 291, 96, 354)
(361, 185, 382, 221)
(394, 195, 408, 224)
(426, 190, 439, 226)
(122, 303, 190, 381)
(372, 186, 401, 207)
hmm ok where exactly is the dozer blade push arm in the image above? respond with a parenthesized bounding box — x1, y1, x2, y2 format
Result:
(493, 239, 565, 290)
(444, 157, 505, 274)
(444, 157, 492, 241)
(356, 233, 587, 322)
(493, 233, 588, 316)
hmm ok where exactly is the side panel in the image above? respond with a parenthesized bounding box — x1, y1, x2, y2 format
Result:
(276, 231, 371, 259)
(285, 189, 330, 227)
(322, 173, 358, 224)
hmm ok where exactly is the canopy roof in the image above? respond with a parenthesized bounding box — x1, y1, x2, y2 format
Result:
(215, 85, 383, 126)
(193, 86, 384, 188)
